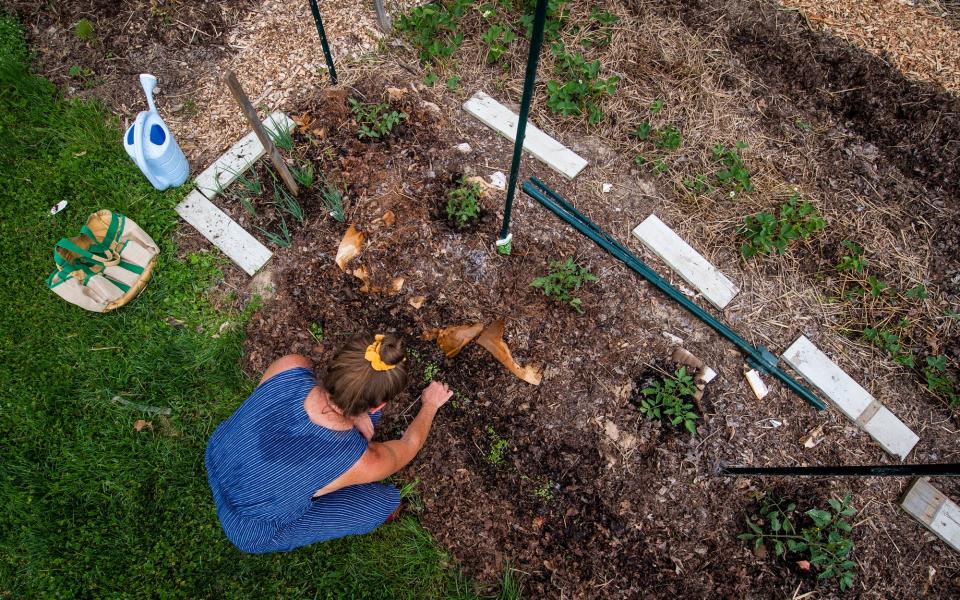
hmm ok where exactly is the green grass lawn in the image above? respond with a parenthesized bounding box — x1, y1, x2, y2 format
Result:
(0, 14, 492, 599)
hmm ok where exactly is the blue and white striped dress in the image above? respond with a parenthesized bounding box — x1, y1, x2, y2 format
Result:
(205, 367, 400, 553)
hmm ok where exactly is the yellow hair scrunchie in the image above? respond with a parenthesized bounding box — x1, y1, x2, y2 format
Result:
(365, 334, 397, 372)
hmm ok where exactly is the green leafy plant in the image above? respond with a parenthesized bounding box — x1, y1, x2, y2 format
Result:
(582, 6, 618, 47)
(631, 122, 652, 140)
(396, 0, 469, 64)
(655, 125, 681, 150)
(519, 0, 570, 43)
(291, 162, 314, 188)
(482, 24, 516, 64)
(738, 193, 826, 258)
(446, 178, 482, 229)
(74, 19, 95, 41)
(423, 362, 440, 383)
(423, 72, 439, 86)
(322, 183, 345, 222)
(712, 142, 753, 193)
(534, 480, 555, 502)
(836, 241, 866, 273)
(863, 327, 914, 368)
(349, 98, 406, 140)
(638, 367, 699, 434)
(531, 257, 597, 313)
(309, 322, 324, 343)
(923, 355, 960, 407)
(739, 492, 858, 592)
(904, 284, 928, 300)
(445, 75, 461, 90)
(485, 426, 510, 467)
(683, 174, 711, 194)
(866, 275, 888, 297)
(545, 43, 619, 124)
(68, 64, 93, 80)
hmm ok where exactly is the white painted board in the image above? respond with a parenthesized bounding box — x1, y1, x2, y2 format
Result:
(631, 214, 740, 310)
(175, 190, 272, 276)
(194, 111, 295, 200)
(901, 478, 960, 553)
(783, 335, 919, 459)
(462, 91, 587, 179)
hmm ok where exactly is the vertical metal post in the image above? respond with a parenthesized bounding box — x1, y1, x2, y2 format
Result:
(497, 0, 549, 254)
(372, 0, 392, 32)
(308, 0, 338, 85)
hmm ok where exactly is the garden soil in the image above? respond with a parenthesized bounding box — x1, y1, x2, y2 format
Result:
(14, 0, 960, 598)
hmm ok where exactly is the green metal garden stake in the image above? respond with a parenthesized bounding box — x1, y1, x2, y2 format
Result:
(522, 176, 827, 411)
(497, 0, 550, 255)
(308, 0, 338, 85)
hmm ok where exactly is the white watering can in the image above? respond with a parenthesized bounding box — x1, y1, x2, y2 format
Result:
(124, 74, 189, 191)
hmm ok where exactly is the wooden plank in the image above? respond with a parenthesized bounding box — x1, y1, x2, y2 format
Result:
(194, 111, 294, 200)
(462, 91, 587, 179)
(224, 72, 299, 197)
(174, 190, 272, 276)
(901, 478, 960, 553)
(631, 214, 740, 310)
(783, 335, 919, 459)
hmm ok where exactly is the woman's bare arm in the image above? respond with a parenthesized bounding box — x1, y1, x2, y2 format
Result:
(314, 381, 452, 495)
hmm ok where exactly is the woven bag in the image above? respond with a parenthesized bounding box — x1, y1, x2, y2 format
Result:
(46, 210, 159, 312)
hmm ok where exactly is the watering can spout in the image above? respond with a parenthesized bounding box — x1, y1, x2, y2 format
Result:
(139, 73, 158, 114)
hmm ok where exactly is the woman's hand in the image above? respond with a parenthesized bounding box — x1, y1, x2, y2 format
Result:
(421, 381, 453, 411)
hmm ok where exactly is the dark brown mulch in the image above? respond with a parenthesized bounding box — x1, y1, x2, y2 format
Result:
(7, 0, 254, 116)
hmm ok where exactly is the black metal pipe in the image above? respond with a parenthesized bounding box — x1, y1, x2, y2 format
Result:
(498, 0, 550, 251)
(719, 464, 960, 477)
(308, 0, 338, 85)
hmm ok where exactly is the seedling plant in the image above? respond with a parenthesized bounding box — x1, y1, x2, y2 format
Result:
(739, 492, 858, 592)
(712, 142, 753, 194)
(531, 257, 597, 313)
(546, 42, 619, 124)
(322, 183, 346, 222)
(349, 98, 406, 140)
(738, 192, 826, 258)
(638, 367, 699, 434)
(631, 100, 682, 175)
(446, 178, 482, 229)
(485, 425, 510, 467)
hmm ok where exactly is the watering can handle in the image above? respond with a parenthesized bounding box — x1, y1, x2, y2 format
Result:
(131, 112, 164, 190)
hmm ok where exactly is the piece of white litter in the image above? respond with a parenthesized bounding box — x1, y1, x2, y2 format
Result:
(455, 142, 472, 154)
(602, 183, 613, 193)
(782, 335, 919, 459)
(50, 200, 68, 215)
(700, 367, 718, 384)
(463, 91, 588, 179)
(662, 331, 684, 345)
(632, 214, 740, 310)
(769, 419, 783, 428)
(174, 190, 272, 276)
(489, 171, 506, 190)
(744, 368, 769, 400)
(901, 478, 960, 553)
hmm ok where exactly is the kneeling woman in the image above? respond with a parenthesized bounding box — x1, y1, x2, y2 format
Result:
(205, 333, 451, 553)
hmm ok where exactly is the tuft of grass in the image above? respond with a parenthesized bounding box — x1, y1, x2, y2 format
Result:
(266, 119, 293, 151)
(73, 19, 95, 41)
(291, 162, 315, 188)
(322, 183, 346, 222)
(0, 15, 483, 599)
